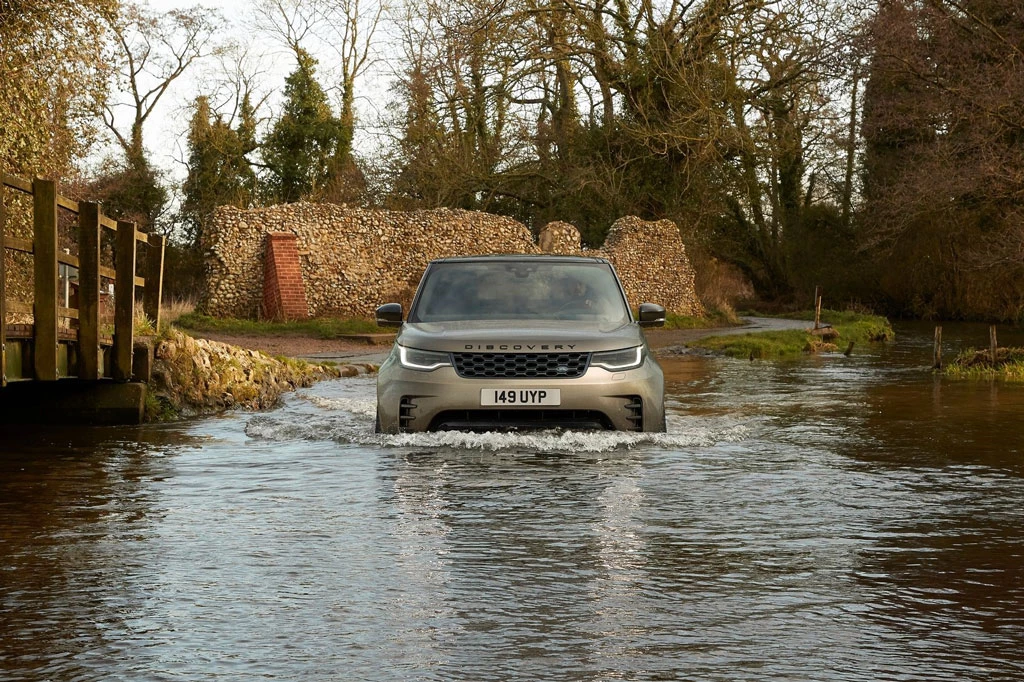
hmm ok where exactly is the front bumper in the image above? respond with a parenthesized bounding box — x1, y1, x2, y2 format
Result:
(376, 351, 665, 433)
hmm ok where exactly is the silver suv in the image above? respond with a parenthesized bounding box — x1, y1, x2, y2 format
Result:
(375, 255, 666, 433)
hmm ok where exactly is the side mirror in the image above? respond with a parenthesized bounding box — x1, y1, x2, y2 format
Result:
(376, 303, 404, 327)
(638, 303, 666, 328)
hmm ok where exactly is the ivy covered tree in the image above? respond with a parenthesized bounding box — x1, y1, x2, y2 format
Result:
(87, 157, 170, 234)
(261, 50, 346, 202)
(180, 95, 257, 248)
(0, 0, 115, 178)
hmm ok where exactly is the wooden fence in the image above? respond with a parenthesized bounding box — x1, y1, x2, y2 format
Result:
(1, 175, 165, 386)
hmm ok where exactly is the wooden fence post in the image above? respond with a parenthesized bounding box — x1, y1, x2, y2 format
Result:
(33, 178, 59, 381)
(990, 325, 998, 365)
(143, 233, 165, 333)
(933, 326, 943, 369)
(79, 202, 102, 380)
(1, 190, 6, 387)
(113, 220, 136, 381)
(813, 285, 822, 330)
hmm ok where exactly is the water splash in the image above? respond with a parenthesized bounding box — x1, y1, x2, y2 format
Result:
(245, 408, 749, 453)
(242, 374, 751, 453)
(304, 395, 377, 417)
(367, 423, 742, 453)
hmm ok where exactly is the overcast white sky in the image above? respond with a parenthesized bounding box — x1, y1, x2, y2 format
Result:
(115, 0, 394, 183)
(132, 0, 252, 176)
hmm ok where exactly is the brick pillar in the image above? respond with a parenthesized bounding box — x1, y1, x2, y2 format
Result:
(262, 232, 309, 320)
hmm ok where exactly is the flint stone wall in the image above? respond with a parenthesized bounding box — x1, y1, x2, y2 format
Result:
(201, 203, 702, 318)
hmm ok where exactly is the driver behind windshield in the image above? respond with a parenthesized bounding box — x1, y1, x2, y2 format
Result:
(559, 276, 616, 319)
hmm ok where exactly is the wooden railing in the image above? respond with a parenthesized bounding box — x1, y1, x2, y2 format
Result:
(1, 175, 165, 386)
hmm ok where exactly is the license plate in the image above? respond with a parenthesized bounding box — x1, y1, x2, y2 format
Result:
(481, 388, 561, 406)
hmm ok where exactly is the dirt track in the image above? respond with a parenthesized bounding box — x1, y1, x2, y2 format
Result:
(185, 331, 384, 359)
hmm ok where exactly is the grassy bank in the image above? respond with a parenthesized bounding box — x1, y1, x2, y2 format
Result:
(690, 309, 894, 359)
(145, 327, 353, 422)
(943, 348, 1024, 381)
(175, 312, 387, 338)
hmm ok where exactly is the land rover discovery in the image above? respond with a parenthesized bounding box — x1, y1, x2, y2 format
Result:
(375, 255, 666, 433)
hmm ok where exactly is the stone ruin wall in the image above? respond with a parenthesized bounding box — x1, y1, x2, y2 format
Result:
(200, 202, 703, 319)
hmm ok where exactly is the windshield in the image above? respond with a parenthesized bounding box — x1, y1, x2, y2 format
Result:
(409, 261, 631, 325)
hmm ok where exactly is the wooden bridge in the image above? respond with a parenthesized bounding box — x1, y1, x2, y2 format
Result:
(1, 175, 165, 423)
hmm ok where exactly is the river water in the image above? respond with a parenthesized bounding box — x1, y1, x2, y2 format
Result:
(2, 322, 1023, 681)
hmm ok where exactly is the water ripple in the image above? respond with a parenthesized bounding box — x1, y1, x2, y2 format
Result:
(3, 325, 1024, 681)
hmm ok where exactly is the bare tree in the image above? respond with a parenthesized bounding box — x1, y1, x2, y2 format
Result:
(704, 0, 861, 294)
(208, 41, 274, 128)
(253, 0, 385, 160)
(384, 0, 544, 210)
(861, 0, 1024, 318)
(252, 0, 322, 58)
(104, 2, 224, 167)
(324, 0, 386, 158)
(383, 0, 871, 288)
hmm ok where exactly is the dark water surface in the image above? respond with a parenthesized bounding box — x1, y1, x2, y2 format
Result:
(2, 322, 1024, 681)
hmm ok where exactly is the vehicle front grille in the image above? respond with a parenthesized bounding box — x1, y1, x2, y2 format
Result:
(429, 409, 613, 432)
(452, 352, 591, 379)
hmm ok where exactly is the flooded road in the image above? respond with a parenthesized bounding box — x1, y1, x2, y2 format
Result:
(2, 322, 1024, 681)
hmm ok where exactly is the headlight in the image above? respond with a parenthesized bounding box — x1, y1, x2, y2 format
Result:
(591, 346, 645, 371)
(398, 345, 452, 371)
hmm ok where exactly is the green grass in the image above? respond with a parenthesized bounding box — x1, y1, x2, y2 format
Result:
(691, 330, 814, 359)
(144, 390, 179, 422)
(174, 312, 388, 338)
(761, 308, 893, 343)
(690, 309, 894, 359)
(943, 347, 1024, 381)
(823, 311, 893, 343)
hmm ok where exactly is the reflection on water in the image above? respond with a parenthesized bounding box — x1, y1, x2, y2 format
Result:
(2, 322, 1024, 681)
